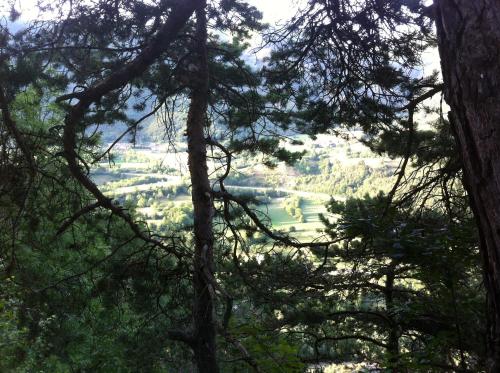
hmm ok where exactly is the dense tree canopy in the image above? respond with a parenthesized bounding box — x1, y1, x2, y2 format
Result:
(1, 0, 498, 372)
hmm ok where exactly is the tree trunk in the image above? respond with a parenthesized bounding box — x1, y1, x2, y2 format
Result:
(385, 262, 400, 370)
(186, 2, 218, 372)
(434, 1, 500, 370)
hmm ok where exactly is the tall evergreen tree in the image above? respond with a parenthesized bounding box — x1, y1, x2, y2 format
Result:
(1, 0, 316, 370)
(264, 0, 500, 368)
(434, 2, 500, 369)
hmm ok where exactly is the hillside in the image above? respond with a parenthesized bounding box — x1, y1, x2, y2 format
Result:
(93, 132, 398, 240)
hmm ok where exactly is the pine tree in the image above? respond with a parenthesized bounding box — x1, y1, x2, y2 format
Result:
(1, 1, 311, 371)
(434, 2, 500, 369)
(264, 0, 500, 368)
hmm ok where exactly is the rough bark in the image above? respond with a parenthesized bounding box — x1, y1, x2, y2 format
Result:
(385, 262, 400, 369)
(186, 2, 218, 371)
(434, 1, 500, 370)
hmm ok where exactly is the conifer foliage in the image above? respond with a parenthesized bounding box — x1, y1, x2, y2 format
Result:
(0, 0, 498, 371)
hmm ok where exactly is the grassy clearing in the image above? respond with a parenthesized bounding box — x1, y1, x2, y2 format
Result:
(107, 178, 182, 196)
(267, 199, 296, 227)
(91, 173, 122, 185)
(265, 198, 327, 239)
(93, 147, 332, 240)
(301, 199, 327, 223)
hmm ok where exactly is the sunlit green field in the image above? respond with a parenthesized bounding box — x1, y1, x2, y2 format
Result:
(267, 198, 326, 240)
(92, 136, 395, 242)
(94, 147, 331, 240)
